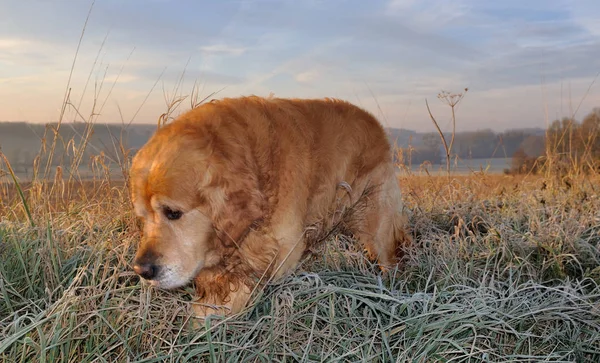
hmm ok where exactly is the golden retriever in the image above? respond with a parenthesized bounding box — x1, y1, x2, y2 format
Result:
(129, 96, 411, 318)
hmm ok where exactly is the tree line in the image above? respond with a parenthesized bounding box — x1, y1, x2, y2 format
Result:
(394, 127, 545, 166)
(394, 107, 600, 175)
(510, 107, 600, 174)
(2, 107, 599, 178)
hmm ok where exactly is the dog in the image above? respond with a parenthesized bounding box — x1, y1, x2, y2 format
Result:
(129, 96, 411, 318)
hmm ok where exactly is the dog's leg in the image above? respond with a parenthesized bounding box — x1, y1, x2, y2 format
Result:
(191, 229, 280, 320)
(270, 223, 307, 280)
(352, 164, 412, 272)
(191, 266, 254, 319)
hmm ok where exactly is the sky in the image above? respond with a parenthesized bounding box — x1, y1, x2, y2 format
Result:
(1, 0, 599, 132)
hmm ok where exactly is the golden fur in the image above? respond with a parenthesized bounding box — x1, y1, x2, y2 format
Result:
(129, 96, 411, 318)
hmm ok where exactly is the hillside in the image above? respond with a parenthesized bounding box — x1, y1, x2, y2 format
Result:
(0, 121, 546, 178)
(0, 122, 156, 177)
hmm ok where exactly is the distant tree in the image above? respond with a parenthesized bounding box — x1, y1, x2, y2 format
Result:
(580, 108, 600, 159)
(422, 132, 441, 151)
(520, 135, 545, 157)
(504, 133, 545, 174)
(509, 148, 536, 174)
(419, 132, 443, 164)
(499, 130, 531, 158)
(509, 108, 600, 175)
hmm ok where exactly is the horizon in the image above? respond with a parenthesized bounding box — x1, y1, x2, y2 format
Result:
(0, 119, 549, 135)
(1, 0, 599, 133)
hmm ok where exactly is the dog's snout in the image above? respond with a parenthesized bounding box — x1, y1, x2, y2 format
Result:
(133, 262, 160, 280)
(133, 249, 161, 280)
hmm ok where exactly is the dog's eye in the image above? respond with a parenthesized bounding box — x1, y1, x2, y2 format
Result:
(163, 207, 183, 221)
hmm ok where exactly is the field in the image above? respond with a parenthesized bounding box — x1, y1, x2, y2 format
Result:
(405, 158, 512, 175)
(1, 165, 599, 362)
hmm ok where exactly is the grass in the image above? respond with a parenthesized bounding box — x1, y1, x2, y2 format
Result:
(1, 170, 599, 362)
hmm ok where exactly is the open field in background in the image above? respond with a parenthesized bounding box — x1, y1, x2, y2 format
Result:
(1, 157, 599, 361)
(402, 157, 512, 175)
(1, 156, 513, 194)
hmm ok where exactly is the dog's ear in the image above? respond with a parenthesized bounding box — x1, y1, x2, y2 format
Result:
(204, 144, 266, 247)
(215, 179, 264, 247)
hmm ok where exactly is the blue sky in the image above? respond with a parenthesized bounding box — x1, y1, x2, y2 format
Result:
(1, 0, 599, 132)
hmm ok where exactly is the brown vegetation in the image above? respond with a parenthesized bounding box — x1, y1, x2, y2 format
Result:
(507, 108, 600, 175)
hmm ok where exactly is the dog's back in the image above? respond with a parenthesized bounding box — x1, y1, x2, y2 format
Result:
(193, 96, 410, 270)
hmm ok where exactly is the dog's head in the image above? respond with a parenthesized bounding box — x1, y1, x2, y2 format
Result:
(129, 116, 265, 289)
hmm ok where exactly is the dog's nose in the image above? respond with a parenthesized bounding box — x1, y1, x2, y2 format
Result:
(133, 262, 160, 280)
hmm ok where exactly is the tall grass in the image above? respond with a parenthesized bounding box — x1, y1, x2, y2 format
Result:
(1, 168, 600, 361)
(1, 18, 600, 361)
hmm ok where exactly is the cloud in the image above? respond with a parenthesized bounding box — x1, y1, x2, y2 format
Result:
(0, 38, 31, 49)
(0, 75, 39, 85)
(386, 0, 471, 31)
(294, 69, 320, 84)
(0, 37, 65, 67)
(567, 0, 600, 37)
(199, 44, 247, 56)
(102, 74, 139, 84)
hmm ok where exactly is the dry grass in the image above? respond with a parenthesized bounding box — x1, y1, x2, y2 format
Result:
(1, 167, 599, 362)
